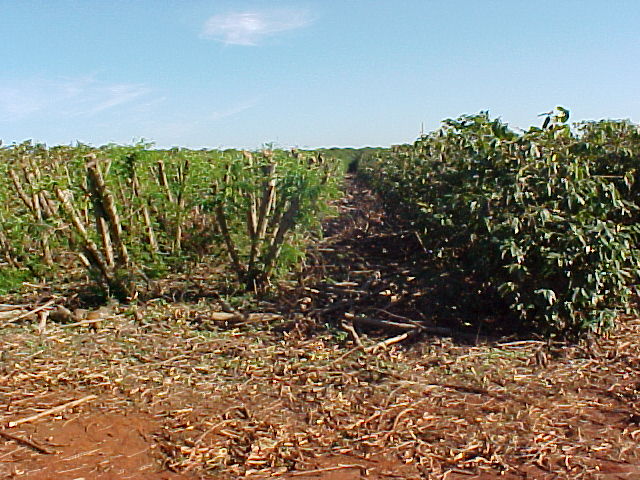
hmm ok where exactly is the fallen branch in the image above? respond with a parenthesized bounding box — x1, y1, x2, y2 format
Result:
(354, 316, 418, 331)
(280, 464, 366, 477)
(365, 331, 417, 353)
(60, 317, 110, 329)
(354, 316, 493, 341)
(7, 394, 97, 428)
(341, 321, 363, 347)
(314, 291, 379, 317)
(4, 300, 56, 325)
(0, 430, 56, 454)
(0, 304, 24, 310)
(374, 308, 424, 328)
(330, 345, 364, 366)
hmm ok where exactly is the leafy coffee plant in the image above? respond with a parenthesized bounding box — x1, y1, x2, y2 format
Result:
(363, 109, 640, 337)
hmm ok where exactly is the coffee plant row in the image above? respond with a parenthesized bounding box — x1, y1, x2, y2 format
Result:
(362, 108, 640, 337)
(0, 143, 341, 299)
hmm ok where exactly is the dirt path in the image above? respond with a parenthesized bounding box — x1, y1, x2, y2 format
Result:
(289, 174, 512, 341)
(1, 175, 639, 479)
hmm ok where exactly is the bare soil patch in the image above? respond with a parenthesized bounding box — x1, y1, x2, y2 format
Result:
(0, 408, 187, 479)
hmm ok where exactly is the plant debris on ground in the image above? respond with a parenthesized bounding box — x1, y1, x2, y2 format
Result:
(0, 176, 639, 479)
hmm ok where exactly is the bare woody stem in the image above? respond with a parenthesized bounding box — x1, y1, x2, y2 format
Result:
(260, 195, 301, 284)
(156, 160, 174, 203)
(248, 160, 277, 274)
(8, 168, 34, 212)
(173, 157, 190, 253)
(215, 204, 244, 275)
(9, 166, 53, 265)
(132, 171, 159, 255)
(54, 187, 112, 283)
(0, 213, 17, 267)
(85, 155, 130, 268)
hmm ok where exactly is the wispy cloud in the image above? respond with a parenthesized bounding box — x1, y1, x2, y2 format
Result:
(0, 87, 44, 118)
(0, 76, 153, 121)
(201, 9, 312, 46)
(140, 98, 259, 147)
(209, 98, 258, 121)
(87, 83, 151, 115)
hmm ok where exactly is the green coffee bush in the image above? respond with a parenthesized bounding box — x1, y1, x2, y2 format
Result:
(363, 109, 640, 337)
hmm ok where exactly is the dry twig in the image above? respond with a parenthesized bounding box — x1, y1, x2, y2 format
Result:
(0, 430, 56, 454)
(7, 395, 98, 428)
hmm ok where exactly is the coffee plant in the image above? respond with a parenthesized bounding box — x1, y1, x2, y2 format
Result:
(0, 142, 341, 299)
(362, 108, 640, 337)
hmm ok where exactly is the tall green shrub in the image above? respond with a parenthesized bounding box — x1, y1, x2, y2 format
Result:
(363, 109, 640, 337)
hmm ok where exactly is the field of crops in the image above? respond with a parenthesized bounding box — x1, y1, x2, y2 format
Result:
(1, 110, 640, 479)
(0, 143, 341, 299)
(3, 108, 638, 338)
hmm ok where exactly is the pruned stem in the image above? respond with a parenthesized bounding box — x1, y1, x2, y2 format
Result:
(132, 172, 158, 255)
(260, 195, 301, 283)
(54, 187, 111, 282)
(156, 160, 174, 203)
(215, 205, 244, 275)
(86, 155, 130, 267)
(8, 168, 34, 211)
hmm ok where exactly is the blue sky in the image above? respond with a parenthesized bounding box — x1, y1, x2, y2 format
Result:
(1, 0, 639, 149)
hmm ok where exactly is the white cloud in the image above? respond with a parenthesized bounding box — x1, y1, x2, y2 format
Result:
(201, 9, 311, 46)
(0, 76, 152, 122)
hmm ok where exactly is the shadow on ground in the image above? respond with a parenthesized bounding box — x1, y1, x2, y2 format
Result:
(288, 174, 523, 344)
